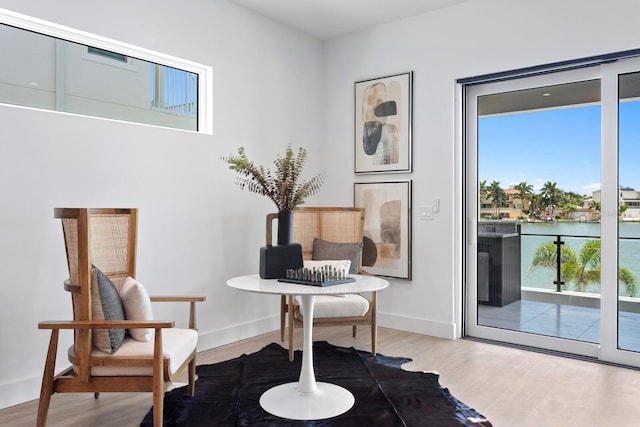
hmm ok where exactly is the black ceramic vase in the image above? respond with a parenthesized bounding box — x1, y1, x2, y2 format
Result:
(277, 210, 293, 245)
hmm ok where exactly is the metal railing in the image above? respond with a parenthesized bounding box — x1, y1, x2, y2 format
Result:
(521, 232, 640, 294)
(150, 64, 198, 116)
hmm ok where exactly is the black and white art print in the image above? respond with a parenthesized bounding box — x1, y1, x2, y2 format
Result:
(354, 72, 412, 174)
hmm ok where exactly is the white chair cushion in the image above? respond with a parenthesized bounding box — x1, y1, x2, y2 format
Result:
(295, 294, 369, 318)
(86, 327, 198, 376)
(119, 277, 154, 342)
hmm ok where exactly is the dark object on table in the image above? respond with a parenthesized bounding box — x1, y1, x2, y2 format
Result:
(278, 265, 355, 287)
(259, 243, 303, 279)
(278, 277, 356, 287)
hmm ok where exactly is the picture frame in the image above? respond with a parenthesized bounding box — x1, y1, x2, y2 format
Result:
(354, 72, 413, 174)
(354, 180, 412, 279)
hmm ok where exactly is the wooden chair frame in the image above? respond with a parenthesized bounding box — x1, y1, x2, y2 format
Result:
(37, 208, 205, 427)
(276, 207, 378, 361)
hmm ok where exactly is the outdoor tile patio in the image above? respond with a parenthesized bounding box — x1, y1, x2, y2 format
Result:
(478, 299, 640, 352)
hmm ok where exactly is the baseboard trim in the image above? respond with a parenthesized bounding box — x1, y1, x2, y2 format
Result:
(0, 374, 42, 410)
(197, 315, 280, 352)
(196, 313, 458, 351)
(378, 312, 457, 339)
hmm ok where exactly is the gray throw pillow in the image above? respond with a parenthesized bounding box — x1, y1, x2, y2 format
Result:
(91, 266, 126, 353)
(312, 238, 363, 274)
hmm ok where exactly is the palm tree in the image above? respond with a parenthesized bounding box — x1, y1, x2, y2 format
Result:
(529, 239, 637, 297)
(564, 191, 585, 207)
(488, 181, 506, 218)
(479, 180, 489, 200)
(514, 181, 533, 200)
(572, 239, 602, 292)
(514, 181, 533, 215)
(562, 203, 577, 219)
(529, 193, 545, 218)
(529, 241, 578, 290)
(540, 181, 562, 208)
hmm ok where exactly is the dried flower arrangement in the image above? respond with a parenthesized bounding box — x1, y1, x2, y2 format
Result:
(221, 146, 325, 211)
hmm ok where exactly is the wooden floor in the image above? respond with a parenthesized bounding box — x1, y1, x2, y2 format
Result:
(4, 326, 640, 427)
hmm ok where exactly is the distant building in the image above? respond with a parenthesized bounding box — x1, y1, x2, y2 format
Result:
(480, 188, 530, 219)
(480, 186, 601, 220)
(611, 189, 640, 221)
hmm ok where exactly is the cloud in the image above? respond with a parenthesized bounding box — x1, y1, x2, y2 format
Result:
(533, 178, 546, 192)
(581, 182, 601, 193)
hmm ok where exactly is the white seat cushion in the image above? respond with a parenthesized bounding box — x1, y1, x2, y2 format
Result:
(119, 277, 154, 342)
(295, 294, 369, 318)
(84, 328, 198, 376)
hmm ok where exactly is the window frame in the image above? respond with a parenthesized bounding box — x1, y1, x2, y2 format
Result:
(0, 7, 213, 134)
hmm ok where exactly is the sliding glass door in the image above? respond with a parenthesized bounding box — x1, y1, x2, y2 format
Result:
(465, 58, 640, 367)
(601, 60, 640, 366)
(617, 71, 640, 353)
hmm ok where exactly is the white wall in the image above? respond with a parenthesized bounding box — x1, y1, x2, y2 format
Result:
(0, 0, 324, 409)
(322, 0, 640, 336)
(2, 0, 640, 412)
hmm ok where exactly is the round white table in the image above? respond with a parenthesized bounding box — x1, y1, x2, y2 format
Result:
(226, 274, 389, 420)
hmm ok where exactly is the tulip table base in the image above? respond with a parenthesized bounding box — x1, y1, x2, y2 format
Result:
(259, 382, 355, 420)
(226, 275, 389, 420)
(259, 294, 354, 419)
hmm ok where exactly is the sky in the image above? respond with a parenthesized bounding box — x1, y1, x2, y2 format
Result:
(478, 101, 640, 196)
(619, 101, 640, 189)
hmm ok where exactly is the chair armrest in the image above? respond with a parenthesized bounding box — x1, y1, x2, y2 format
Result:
(149, 295, 205, 329)
(149, 296, 206, 303)
(38, 320, 174, 330)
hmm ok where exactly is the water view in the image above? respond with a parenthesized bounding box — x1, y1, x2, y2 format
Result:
(521, 221, 640, 297)
(473, 70, 640, 358)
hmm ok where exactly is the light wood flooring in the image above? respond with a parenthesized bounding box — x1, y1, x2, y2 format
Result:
(3, 326, 640, 427)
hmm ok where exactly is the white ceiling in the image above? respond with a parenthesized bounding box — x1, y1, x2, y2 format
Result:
(228, 0, 471, 40)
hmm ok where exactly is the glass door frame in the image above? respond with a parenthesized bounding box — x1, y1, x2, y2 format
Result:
(600, 58, 640, 366)
(465, 66, 617, 360)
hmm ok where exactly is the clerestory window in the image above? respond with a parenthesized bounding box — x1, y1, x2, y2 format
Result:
(0, 9, 212, 133)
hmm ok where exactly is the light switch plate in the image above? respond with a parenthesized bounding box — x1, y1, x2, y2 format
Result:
(420, 205, 434, 220)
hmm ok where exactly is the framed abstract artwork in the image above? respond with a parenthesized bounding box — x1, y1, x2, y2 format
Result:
(354, 72, 413, 174)
(354, 181, 412, 280)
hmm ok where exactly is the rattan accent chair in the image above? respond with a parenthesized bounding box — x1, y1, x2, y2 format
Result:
(37, 208, 205, 427)
(279, 207, 378, 361)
